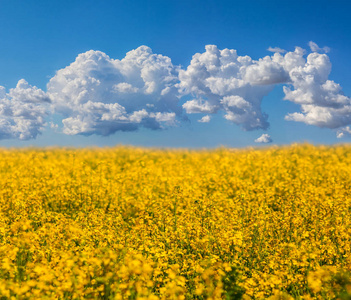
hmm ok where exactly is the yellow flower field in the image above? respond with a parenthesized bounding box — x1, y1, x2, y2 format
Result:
(0, 144, 351, 299)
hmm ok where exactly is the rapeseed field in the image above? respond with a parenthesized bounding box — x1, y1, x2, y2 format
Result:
(0, 144, 351, 299)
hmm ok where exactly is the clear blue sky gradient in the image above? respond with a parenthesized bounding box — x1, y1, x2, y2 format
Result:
(0, 0, 350, 147)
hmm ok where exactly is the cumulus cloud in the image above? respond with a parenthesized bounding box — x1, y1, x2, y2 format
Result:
(0, 80, 50, 140)
(179, 43, 351, 137)
(243, 56, 289, 85)
(183, 99, 218, 114)
(282, 51, 351, 130)
(255, 133, 272, 143)
(47, 43, 345, 138)
(198, 115, 211, 123)
(177, 45, 308, 131)
(178, 45, 278, 131)
(2, 42, 351, 141)
(47, 46, 181, 136)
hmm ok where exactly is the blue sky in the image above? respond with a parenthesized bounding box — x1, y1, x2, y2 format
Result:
(0, 0, 351, 148)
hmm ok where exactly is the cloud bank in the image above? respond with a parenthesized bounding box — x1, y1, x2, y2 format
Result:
(179, 43, 351, 137)
(1, 42, 351, 141)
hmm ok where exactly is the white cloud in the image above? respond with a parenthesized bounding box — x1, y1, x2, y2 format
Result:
(177, 43, 351, 134)
(183, 99, 218, 114)
(255, 133, 272, 143)
(221, 95, 269, 130)
(267, 47, 286, 54)
(1, 42, 350, 141)
(178, 45, 274, 131)
(151, 112, 176, 124)
(49, 122, 58, 130)
(283, 51, 351, 130)
(271, 47, 306, 73)
(113, 82, 139, 93)
(243, 56, 289, 85)
(178, 43, 351, 136)
(198, 115, 211, 123)
(47, 46, 181, 136)
(309, 41, 330, 54)
(0, 80, 50, 140)
(337, 126, 351, 138)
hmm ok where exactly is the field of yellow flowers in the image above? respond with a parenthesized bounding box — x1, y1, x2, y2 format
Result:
(0, 144, 351, 299)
